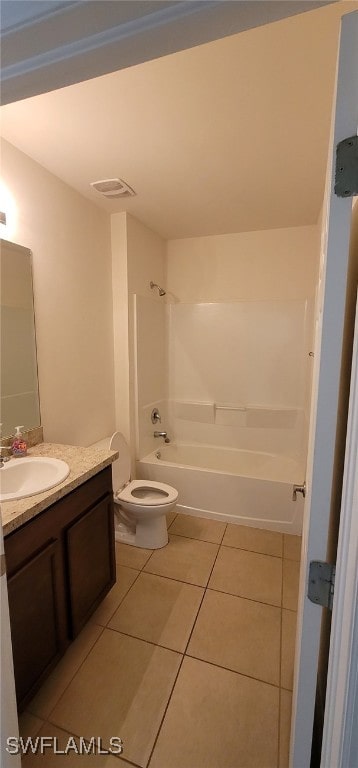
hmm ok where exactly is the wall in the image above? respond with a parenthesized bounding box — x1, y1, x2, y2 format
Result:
(165, 225, 320, 461)
(166, 226, 319, 302)
(0, 139, 115, 445)
(111, 212, 166, 467)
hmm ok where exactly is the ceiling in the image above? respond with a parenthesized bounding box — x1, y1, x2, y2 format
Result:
(1, 2, 356, 239)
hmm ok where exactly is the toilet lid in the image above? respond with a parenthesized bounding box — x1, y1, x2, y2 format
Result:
(109, 432, 131, 491)
(117, 479, 178, 506)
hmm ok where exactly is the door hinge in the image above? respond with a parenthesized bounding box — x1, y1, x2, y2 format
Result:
(335, 135, 358, 197)
(308, 560, 335, 611)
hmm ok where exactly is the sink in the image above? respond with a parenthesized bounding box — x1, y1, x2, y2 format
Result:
(0, 457, 70, 502)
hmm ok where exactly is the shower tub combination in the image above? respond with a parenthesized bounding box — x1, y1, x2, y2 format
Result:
(137, 443, 304, 535)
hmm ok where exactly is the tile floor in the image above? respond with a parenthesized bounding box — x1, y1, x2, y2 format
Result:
(20, 512, 301, 768)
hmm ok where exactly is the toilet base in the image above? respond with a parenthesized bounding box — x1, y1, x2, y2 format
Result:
(114, 507, 168, 549)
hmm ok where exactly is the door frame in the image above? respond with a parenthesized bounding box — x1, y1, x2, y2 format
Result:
(321, 285, 358, 766)
(290, 11, 358, 766)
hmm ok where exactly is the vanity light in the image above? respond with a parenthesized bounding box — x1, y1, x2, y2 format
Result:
(0, 182, 17, 238)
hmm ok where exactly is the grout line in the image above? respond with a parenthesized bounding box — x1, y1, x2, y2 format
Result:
(277, 548, 285, 766)
(27, 624, 107, 722)
(104, 625, 185, 657)
(184, 651, 281, 690)
(278, 687, 282, 768)
(94, 568, 143, 629)
(160, 529, 226, 546)
(204, 583, 281, 609)
(219, 522, 228, 545)
(142, 565, 215, 590)
(220, 542, 283, 560)
(166, 512, 178, 532)
(145, 656, 185, 768)
(145, 526, 224, 768)
(114, 561, 148, 573)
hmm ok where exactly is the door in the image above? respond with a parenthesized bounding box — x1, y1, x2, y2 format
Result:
(7, 538, 67, 709)
(291, 11, 358, 767)
(66, 494, 115, 636)
(0, 526, 21, 768)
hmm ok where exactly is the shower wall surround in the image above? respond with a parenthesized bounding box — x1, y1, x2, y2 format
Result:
(167, 299, 312, 460)
(135, 225, 319, 464)
(134, 297, 313, 462)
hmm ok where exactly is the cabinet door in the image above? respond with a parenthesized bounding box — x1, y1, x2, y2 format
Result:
(66, 494, 115, 636)
(7, 538, 67, 709)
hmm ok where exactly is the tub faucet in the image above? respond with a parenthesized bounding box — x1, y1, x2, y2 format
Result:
(154, 431, 167, 438)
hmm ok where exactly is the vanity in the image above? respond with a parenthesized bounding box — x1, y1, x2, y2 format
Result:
(2, 442, 118, 711)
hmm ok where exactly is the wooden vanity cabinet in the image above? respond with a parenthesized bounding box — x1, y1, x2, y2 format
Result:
(4, 466, 115, 710)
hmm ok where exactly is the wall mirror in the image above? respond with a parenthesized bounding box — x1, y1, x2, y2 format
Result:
(0, 239, 41, 437)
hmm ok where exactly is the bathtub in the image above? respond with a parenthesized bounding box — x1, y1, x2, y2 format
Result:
(137, 443, 305, 535)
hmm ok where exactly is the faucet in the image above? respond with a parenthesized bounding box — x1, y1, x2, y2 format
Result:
(154, 431, 167, 438)
(0, 445, 12, 467)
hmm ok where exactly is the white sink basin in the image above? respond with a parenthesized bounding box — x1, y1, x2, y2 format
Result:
(0, 457, 70, 502)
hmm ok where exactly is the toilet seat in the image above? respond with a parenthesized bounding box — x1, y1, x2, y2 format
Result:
(116, 479, 178, 506)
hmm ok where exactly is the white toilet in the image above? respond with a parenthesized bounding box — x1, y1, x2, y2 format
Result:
(99, 432, 178, 549)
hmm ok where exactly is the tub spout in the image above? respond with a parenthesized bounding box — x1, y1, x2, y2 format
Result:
(154, 431, 167, 438)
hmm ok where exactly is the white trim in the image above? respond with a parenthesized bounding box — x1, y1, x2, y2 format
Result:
(1, 0, 334, 105)
(321, 290, 358, 766)
(291, 11, 358, 767)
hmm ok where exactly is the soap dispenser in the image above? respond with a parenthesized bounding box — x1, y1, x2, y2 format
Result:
(11, 426, 27, 457)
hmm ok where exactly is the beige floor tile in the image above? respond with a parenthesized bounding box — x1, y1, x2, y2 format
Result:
(283, 534, 302, 561)
(19, 711, 44, 739)
(283, 559, 300, 610)
(281, 610, 297, 690)
(223, 524, 283, 557)
(144, 534, 219, 587)
(27, 622, 103, 720)
(209, 546, 282, 606)
(169, 513, 226, 544)
(166, 510, 177, 528)
(21, 724, 133, 767)
(149, 656, 279, 768)
(50, 629, 181, 768)
(109, 572, 203, 652)
(91, 566, 139, 626)
(279, 689, 293, 767)
(115, 541, 153, 570)
(187, 589, 281, 685)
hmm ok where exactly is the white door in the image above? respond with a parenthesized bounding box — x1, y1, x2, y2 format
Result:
(291, 11, 358, 767)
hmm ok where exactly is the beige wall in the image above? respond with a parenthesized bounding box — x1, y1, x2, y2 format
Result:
(166, 225, 319, 302)
(1, 139, 115, 446)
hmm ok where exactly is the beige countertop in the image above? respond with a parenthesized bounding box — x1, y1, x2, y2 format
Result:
(1, 442, 118, 536)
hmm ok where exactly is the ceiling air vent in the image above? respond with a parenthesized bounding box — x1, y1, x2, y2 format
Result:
(90, 178, 136, 199)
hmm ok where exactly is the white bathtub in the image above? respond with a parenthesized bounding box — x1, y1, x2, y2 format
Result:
(137, 443, 305, 535)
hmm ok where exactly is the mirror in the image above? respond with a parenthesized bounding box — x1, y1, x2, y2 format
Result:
(0, 239, 41, 437)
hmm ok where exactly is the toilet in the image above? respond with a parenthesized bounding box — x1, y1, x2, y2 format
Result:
(96, 432, 178, 549)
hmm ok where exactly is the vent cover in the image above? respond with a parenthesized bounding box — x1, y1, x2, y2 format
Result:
(90, 178, 136, 199)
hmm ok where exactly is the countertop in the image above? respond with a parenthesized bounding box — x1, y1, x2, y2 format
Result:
(1, 442, 118, 536)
